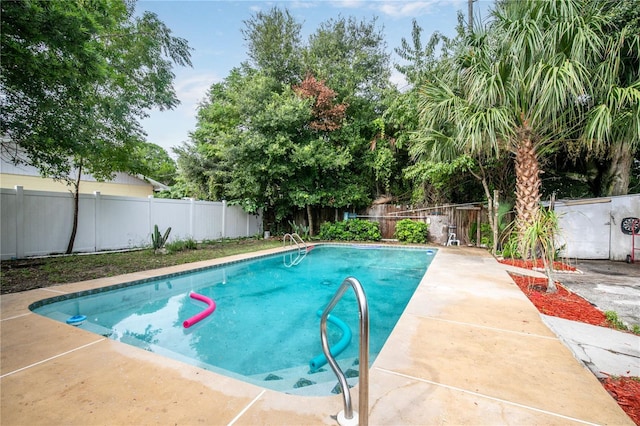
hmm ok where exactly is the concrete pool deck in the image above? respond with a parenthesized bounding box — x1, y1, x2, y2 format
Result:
(0, 246, 633, 425)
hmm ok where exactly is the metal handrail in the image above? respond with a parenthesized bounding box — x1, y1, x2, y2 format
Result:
(283, 232, 307, 251)
(282, 233, 308, 267)
(320, 277, 369, 426)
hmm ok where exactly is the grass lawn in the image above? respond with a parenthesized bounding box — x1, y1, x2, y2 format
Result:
(1, 238, 282, 294)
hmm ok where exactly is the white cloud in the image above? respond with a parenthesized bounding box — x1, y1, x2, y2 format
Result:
(328, 0, 466, 18)
(389, 67, 409, 91)
(377, 2, 438, 18)
(174, 72, 221, 114)
(141, 71, 221, 155)
(329, 0, 367, 9)
(288, 1, 320, 9)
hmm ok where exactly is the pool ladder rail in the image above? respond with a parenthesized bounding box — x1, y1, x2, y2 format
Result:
(320, 277, 369, 426)
(283, 232, 308, 267)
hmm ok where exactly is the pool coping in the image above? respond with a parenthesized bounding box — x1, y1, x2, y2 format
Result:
(1, 245, 633, 425)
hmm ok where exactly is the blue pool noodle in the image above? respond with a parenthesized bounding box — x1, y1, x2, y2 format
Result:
(309, 309, 352, 372)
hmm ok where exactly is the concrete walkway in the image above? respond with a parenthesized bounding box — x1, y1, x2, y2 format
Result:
(542, 315, 640, 379)
(0, 246, 634, 425)
(557, 259, 640, 329)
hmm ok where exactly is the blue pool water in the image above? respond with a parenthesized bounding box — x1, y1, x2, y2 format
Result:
(31, 244, 436, 395)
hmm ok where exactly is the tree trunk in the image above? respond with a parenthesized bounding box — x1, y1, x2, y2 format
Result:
(545, 193, 557, 293)
(306, 204, 314, 236)
(469, 163, 498, 254)
(601, 141, 632, 196)
(66, 164, 82, 254)
(514, 132, 541, 257)
(492, 189, 499, 255)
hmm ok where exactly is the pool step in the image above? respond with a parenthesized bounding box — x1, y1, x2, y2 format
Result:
(247, 357, 361, 396)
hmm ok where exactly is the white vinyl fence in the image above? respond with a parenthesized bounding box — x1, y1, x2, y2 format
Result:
(1, 186, 263, 260)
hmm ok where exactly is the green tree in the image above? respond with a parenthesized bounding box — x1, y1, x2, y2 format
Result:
(305, 16, 391, 102)
(388, 16, 491, 206)
(304, 15, 397, 205)
(414, 0, 637, 255)
(179, 8, 392, 233)
(134, 142, 177, 186)
(186, 69, 312, 216)
(579, 0, 640, 196)
(241, 7, 302, 85)
(1, 0, 192, 253)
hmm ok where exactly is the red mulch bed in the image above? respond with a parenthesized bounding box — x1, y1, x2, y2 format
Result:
(500, 258, 578, 272)
(508, 273, 608, 326)
(501, 258, 639, 425)
(602, 376, 640, 425)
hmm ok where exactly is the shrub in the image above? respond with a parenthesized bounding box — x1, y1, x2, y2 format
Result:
(165, 237, 197, 253)
(394, 219, 429, 244)
(605, 311, 628, 331)
(288, 221, 310, 239)
(500, 232, 521, 259)
(469, 222, 493, 247)
(319, 219, 381, 241)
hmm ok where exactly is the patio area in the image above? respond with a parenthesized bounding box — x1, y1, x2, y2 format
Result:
(0, 246, 632, 425)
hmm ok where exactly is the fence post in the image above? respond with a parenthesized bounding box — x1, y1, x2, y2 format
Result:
(94, 191, 101, 252)
(222, 200, 227, 239)
(15, 186, 24, 259)
(190, 198, 195, 239)
(148, 195, 154, 245)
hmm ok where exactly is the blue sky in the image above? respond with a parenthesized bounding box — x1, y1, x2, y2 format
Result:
(136, 0, 494, 157)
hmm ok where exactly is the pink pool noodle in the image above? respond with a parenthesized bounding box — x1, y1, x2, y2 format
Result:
(183, 292, 216, 328)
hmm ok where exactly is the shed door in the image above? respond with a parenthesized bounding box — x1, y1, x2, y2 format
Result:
(556, 201, 611, 259)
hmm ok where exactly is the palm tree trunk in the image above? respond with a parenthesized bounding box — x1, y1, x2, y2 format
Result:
(514, 131, 542, 257)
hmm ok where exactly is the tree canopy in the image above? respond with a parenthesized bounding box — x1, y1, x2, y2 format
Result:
(411, 0, 639, 255)
(1, 0, 191, 183)
(173, 0, 638, 239)
(179, 8, 395, 233)
(1, 0, 191, 251)
(11, 0, 635, 243)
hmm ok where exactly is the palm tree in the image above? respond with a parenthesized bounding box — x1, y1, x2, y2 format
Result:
(414, 0, 637, 254)
(580, 1, 640, 196)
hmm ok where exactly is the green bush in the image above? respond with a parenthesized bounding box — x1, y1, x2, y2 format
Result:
(165, 237, 198, 253)
(605, 311, 628, 331)
(319, 219, 381, 241)
(394, 219, 429, 244)
(288, 221, 310, 239)
(469, 222, 493, 247)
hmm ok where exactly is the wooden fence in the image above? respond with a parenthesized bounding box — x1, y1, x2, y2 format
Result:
(362, 203, 488, 246)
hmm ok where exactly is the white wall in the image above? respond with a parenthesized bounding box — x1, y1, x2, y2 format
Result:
(1, 187, 263, 260)
(610, 195, 640, 261)
(556, 194, 640, 261)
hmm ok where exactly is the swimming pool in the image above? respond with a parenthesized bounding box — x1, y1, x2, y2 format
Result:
(31, 244, 436, 395)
